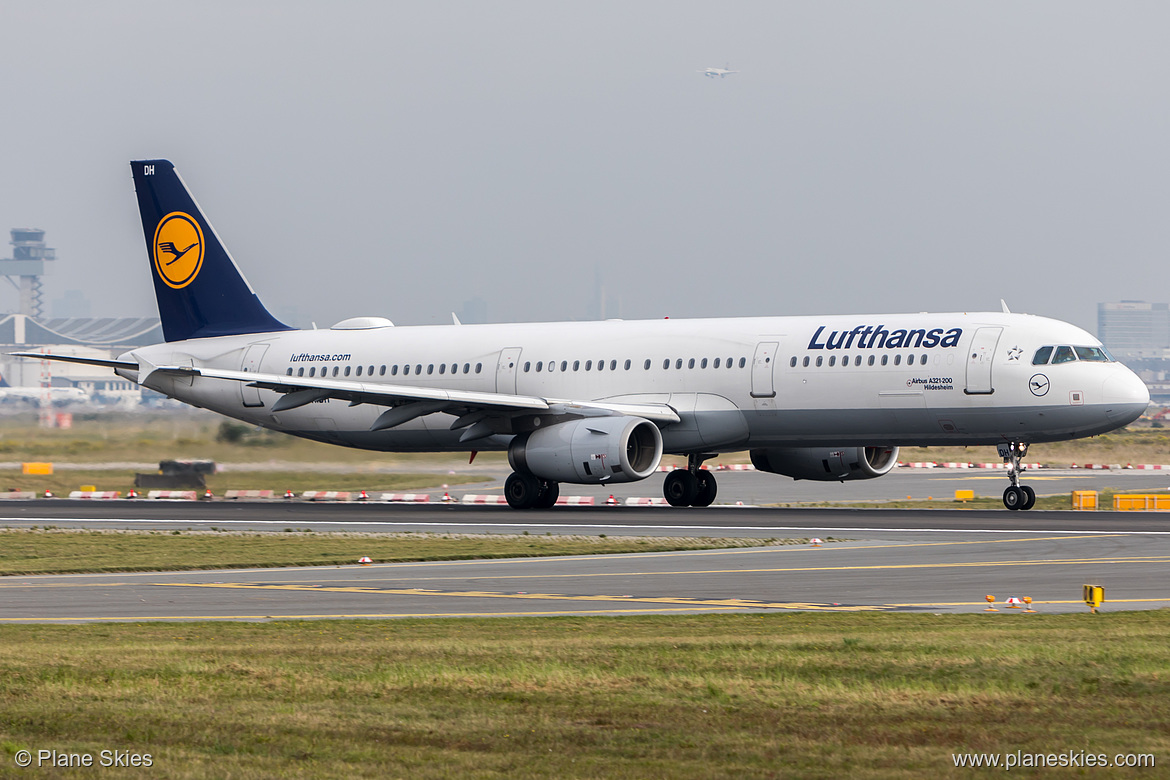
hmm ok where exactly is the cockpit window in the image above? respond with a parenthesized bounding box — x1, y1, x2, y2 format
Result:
(1074, 346, 1111, 362)
(1051, 346, 1076, 364)
(1032, 346, 1053, 365)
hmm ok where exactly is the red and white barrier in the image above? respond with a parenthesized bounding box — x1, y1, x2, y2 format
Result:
(624, 497, 669, 506)
(1133, 464, 1170, 470)
(716, 464, 756, 471)
(69, 491, 120, 499)
(940, 462, 971, 469)
(461, 494, 508, 504)
(378, 493, 431, 503)
(554, 496, 595, 506)
(224, 490, 275, 500)
(148, 490, 198, 500)
(0, 491, 36, 500)
(302, 491, 353, 501)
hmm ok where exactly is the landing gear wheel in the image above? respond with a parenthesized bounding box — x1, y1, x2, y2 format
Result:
(1003, 486, 1024, 511)
(504, 472, 541, 509)
(693, 471, 718, 507)
(533, 480, 559, 509)
(1020, 485, 1036, 511)
(663, 469, 699, 507)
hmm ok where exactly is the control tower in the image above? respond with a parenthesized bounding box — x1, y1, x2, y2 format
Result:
(0, 228, 55, 317)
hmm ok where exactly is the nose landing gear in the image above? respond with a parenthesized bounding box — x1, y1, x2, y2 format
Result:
(998, 442, 1036, 511)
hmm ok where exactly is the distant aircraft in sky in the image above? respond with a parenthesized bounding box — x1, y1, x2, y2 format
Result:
(14, 160, 1151, 511)
(699, 64, 739, 78)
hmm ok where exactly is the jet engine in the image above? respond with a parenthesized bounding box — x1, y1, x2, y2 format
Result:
(509, 416, 663, 484)
(749, 446, 899, 481)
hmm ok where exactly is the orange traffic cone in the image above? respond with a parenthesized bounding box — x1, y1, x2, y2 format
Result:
(358, 490, 369, 501)
(284, 489, 295, 499)
(606, 494, 617, 506)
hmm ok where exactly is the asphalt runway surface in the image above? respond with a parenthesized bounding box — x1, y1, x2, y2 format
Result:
(3, 468, 1170, 623)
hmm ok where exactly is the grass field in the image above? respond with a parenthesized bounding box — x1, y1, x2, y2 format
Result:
(0, 529, 805, 576)
(0, 613, 1166, 778)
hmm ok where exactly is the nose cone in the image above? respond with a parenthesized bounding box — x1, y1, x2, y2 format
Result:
(1103, 367, 1150, 425)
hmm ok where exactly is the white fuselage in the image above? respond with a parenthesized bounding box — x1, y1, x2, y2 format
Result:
(119, 311, 1150, 455)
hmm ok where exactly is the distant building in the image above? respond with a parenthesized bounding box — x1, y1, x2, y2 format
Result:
(1099, 301, 1170, 402)
(1098, 301, 1170, 358)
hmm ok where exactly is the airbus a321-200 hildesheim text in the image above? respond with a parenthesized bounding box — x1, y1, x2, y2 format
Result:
(17, 160, 1150, 510)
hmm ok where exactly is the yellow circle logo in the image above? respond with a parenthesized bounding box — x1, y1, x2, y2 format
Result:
(153, 212, 205, 289)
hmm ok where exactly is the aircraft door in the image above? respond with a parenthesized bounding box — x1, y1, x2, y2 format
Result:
(750, 342, 779, 399)
(964, 327, 1002, 395)
(496, 347, 522, 394)
(240, 344, 269, 407)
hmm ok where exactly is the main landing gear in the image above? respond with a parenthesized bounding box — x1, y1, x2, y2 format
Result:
(504, 473, 559, 509)
(663, 454, 718, 507)
(998, 441, 1036, 511)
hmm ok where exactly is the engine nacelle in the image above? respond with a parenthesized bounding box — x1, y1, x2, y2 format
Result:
(509, 416, 663, 484)
(749, 446, 900, 482)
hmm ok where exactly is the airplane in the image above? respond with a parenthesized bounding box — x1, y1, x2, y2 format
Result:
(13, 159, 1150, 511)
(699, 64, 739, 78)
(0, 373, 88, 405)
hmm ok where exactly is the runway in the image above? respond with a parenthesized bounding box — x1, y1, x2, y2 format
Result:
(3, 493, 1169, 622)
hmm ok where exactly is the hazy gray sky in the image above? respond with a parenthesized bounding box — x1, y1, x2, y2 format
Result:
(2, 1, 1168, 334)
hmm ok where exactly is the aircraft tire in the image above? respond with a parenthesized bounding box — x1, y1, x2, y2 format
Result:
(663, 469, 699, 507)
(533, 480, 559, 509)
(693, 471, 717, 507)
(1020, 485, 1036, 511)
(505, 472, 542, 509)
(1002, 486, 1024, 511)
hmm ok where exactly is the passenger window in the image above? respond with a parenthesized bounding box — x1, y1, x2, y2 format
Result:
(1052, 346, 1076, 364)
(536, 361, 543, 372)
(907, 354, 915, 366)
(856, 356, 863, 367)
(663, 359, 670, 369)
(829, 356, 836, 367)
(598, 360, 605, 371)
(688, 358, 695, 369)
(560, 361, 567, 372)
(867, 355, 874, 366)
(921, 354, 927, 365)
(369, 366, 374, 376)
(802, 356, 810, 367)
(841, 355, 848, 366)
(355, 366, 362, 376)
(816, 356, 823, 367)
(463, 363, 470, 373)
(1032, 346, 1053, 365)
(894, 355, 901, 366)
(1074, 346, 1110, 362)
(523, 361, 530, 372)
(644, 359, 651, 370)
(714, 358, 721, 368)
(476, 363, 483, 373)
(297, 367, 304, 377)
(881, 355, 888, 366)
(333, 367, 340, 377)
(380, 365, 387, 376)
(676, 359, 683, 369)
(390, 365, 397, 376)
(439, 364, 446, 375)
(624, 359, 631, 370)
(610, 360, 617, 371)
(404, 365, 410, 375)
(789, 357, 797, 368)
(739, 357, 746, 368)
(727, 357, 733, 369)
(343, 366, 351, 377)
(416, 364, 422, 374)
(427, 365, 434, 375)
(309, 367, 316, 377)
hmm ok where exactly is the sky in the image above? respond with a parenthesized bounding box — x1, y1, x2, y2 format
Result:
(1, 1, 1168, 334)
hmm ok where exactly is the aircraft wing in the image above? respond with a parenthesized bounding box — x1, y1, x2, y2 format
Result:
(10, 351, 681, 428)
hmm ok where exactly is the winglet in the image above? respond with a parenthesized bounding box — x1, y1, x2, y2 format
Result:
(1000, 299, 1011, 314)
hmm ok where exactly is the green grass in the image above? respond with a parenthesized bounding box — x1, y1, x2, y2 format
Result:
(0, 612, 1167, 778)
(0, 529, 811, 576)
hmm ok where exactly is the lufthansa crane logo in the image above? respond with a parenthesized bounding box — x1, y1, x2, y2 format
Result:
(153, 211, 204, 289)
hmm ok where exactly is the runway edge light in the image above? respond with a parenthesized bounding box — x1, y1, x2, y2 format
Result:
(1083, 584, 1104, 614)
(984, 595, 998, 612)
(1023, 596, 1037, 613)
(358, 556, 373, 566)
(1006, 597, 1022, 609)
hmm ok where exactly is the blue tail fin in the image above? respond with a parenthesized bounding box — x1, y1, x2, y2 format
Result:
(131, 159, 292, 342)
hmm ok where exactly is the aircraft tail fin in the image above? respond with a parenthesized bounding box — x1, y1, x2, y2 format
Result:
(0, 373, 10, 388)
(131, 160, 292, 342)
